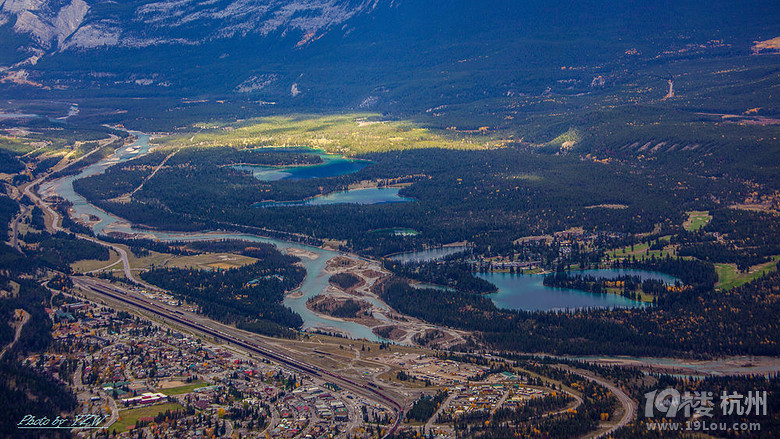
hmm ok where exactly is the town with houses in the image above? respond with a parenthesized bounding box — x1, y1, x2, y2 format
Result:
(24, 286, 561, 438)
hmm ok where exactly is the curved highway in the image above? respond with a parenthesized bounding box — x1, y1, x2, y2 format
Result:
(555, 365, 636, 438)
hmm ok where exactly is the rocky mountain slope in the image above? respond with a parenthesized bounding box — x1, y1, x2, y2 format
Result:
(1, 0, 777, 116)
(1, 0, 386, 51)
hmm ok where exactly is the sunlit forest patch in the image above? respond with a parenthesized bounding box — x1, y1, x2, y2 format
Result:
(152, 114, 500, 155)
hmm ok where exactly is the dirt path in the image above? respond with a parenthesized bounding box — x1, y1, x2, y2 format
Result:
(126, 148, 178, 199)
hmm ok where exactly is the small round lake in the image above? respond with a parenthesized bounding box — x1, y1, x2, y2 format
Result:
(254, 187, 413, 207)
(477, 269, 677, 311)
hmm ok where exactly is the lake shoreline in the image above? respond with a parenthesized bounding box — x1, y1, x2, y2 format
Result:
(477, 269, 674, 312)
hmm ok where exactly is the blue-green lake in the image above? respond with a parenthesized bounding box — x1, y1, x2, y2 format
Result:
(477, 269, 678, 311)
(234, 149, 368, 181)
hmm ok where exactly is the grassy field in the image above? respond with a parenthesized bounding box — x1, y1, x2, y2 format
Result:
(125, 249, 257, 271)
(152, 114, 498, 155)
(683, 211, 712, 231)
(110, 402, 183, 434)
(164, 253, 258, 270)
(71, 249, 121, 273)
(126, 248, 172, 270)
(0, 136, 40, 155)
(70, 244, 256, 276)
(715, 256, 779, 291)
(602, 287, 655, 303)
(605, 237, 677, 262)
(159, 381, 208, 396)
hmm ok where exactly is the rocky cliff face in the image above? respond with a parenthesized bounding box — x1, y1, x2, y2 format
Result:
(135, 0, 381, 40)
(3, 0, 88, 48)
(1, 0, 386, 51)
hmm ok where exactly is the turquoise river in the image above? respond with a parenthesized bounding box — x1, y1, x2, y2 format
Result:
(41, 132, 674, 339)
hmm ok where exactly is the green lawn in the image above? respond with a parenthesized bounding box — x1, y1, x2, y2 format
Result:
(715, 256, 779, 291)
(110, 402, 183, 433)
(605, 237, 676, 261)
(683, 211, 712, 231)
(159, 381, 208, 396)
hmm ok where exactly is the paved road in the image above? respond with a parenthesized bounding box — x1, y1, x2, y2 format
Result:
(30, 173, 626, 439)
(22, 174, 63, 234)
(23, 174, 143, 285)
(424, 378, 584, 436)
(85, 259, 122, 274)
(549, 391, 583, 418)
(259, 406, 280, 437)
(72, 361, 83, 390)
(21, 133, 132, 278)
(557, 366, 636, 438)
(8, 203, 29, 252)
(223, 418, 234, 437)
(81, 235, 136, 282)
(424, 391, 456, 434)
(0, 309, 29, 360)
(101, 387, 119, 429)
(493, 388, 512, 414)
(19, 133, 644, 439)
